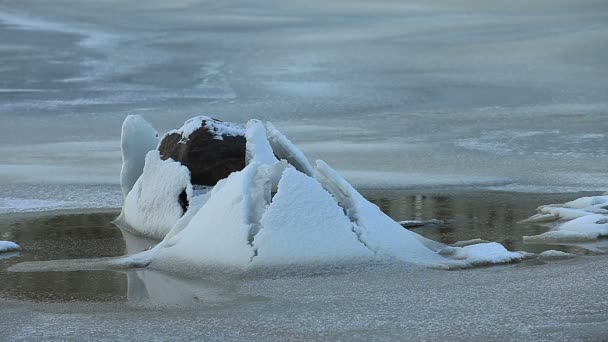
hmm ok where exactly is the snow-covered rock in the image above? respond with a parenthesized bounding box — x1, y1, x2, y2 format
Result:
(120, 115, 159, 197)
(116, 150, 193, 239)
(0, 240, 20, 253)
(117, 117, 524, 271)
(158, 116, 246, 186)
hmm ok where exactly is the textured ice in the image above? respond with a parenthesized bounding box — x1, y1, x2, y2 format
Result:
(117, 150, 192, 239)
(120, 115, 159, 197)
(0, 241, 20, 253)
(165, 116, 245, 143)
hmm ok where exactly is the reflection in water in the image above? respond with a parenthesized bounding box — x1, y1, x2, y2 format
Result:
(363, 190, 605, 253)
(0, 212, 127, 302)
(0, 191, 605, 303)
(126, 270, 262, 307)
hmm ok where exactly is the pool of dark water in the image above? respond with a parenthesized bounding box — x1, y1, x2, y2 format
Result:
(0, 190, 604, 303)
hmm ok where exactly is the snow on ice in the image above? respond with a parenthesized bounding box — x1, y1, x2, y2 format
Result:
(115, 116, 526, 272)
(0, 241, 20, 253)
(522, 195, 608, 243)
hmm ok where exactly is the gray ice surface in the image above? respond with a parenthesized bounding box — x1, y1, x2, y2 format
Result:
(1, 257, 608, 341)
(0, 0, 607, 212)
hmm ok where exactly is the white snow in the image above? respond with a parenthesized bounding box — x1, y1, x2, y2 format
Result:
(245, 120, 278, 166)
(314, 160, 449, 264)
(166, 116, 245, 143)
(524, 214, 608, 243)
(120, 115, 159, 197)
(116, 150, 193, 240)
(522, 195, 608, 243)
(154, 164, 260, 269)
(252, 168, 372, 265)
(265, 121, 315, 176)
(118, 117, 524, 271)
(0, 240, 20, 253)
(440, 242, 525, 266)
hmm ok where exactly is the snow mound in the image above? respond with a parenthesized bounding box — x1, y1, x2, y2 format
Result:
(252, 168, 373, 265)
(520, 195, 608, 224)
(120, 115, 159, 197)
(154, 163, 260, 268)
(117, 117, 524, 271)
(521, 194, 608, 243)
(524, 214, 608, 243)
(166, 116, 245, 143)
(0, 241, 20, 253)
(116, 150, 193, 239)
(440, 242, 525, 266)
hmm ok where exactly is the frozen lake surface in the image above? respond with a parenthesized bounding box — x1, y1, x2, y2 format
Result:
(0, 2, 607, 339)
(0, 0, 607, 211)
(1, 191, 607, 341)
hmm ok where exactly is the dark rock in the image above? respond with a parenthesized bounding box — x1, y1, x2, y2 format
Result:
(158, 117, 246, 186)
(178, 189, 189, 213)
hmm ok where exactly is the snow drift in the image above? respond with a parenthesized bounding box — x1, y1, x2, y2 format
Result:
(116, 116, 525, 271)
(522, 195, 608, 243)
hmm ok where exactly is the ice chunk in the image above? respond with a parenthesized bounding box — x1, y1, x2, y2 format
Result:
(524, 214, 608, 243)
(520, 195, 608, 224)
(245, 119, 278, 166)
(450, 238, 490, 248)
(264, 121, 315, 176)
(165, 116, 245, 143)
(0, 240, 20, 253)
(520, 207, 598, 224)
(252, 168, 372, 265)
(562, 196, 608, 210)
(398, 219, 445, 228)
(116, 150, 193, 239)
(441, 242, 525, 266)
(538, 250, 576, 260)
(120, 115, 159, 197)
